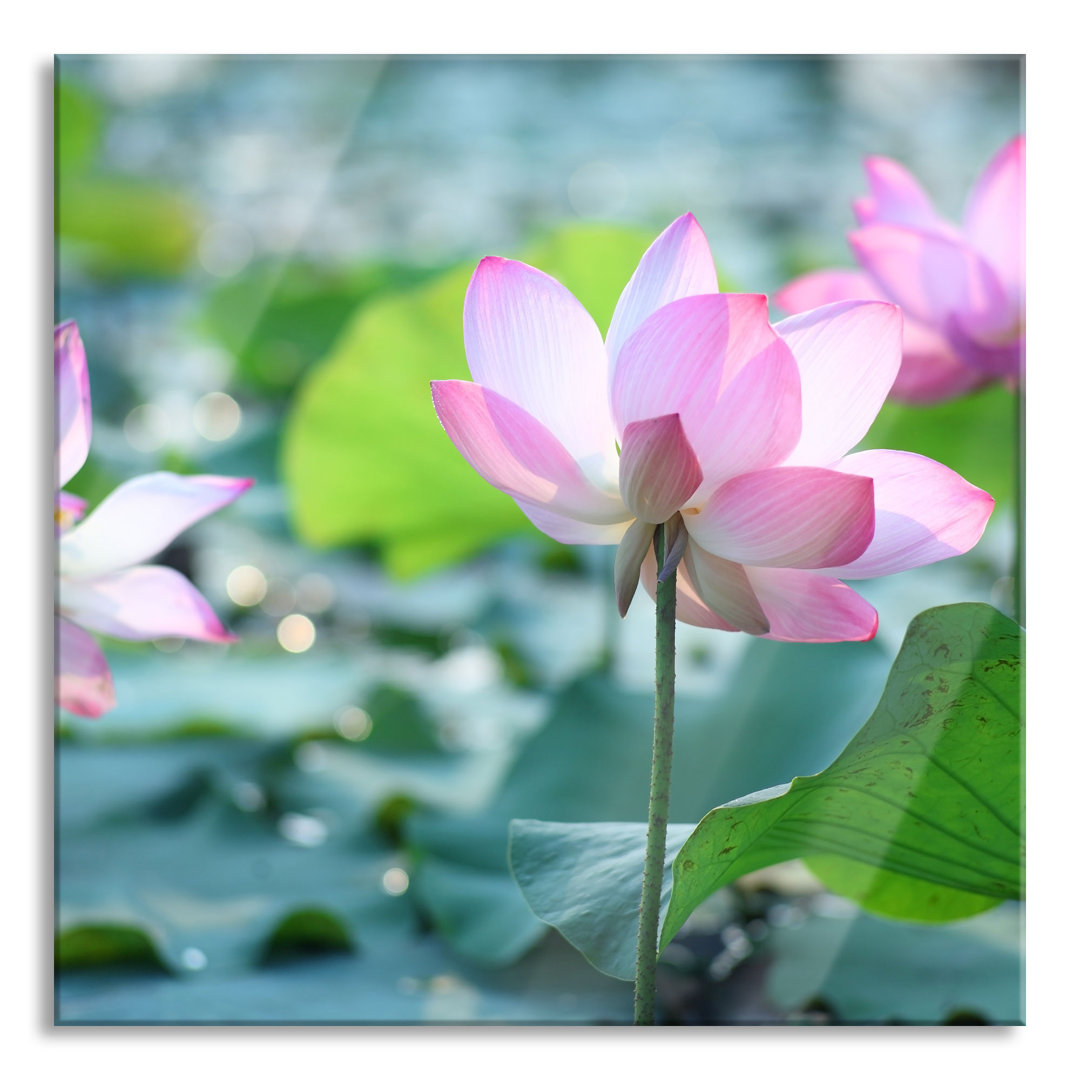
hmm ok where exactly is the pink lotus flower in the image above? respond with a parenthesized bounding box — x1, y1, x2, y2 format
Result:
(775, 136, 1025, 403)
(55, 321, 253, 718)
(431, 214, 994, 642)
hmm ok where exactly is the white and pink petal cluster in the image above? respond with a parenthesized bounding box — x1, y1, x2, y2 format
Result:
(432, 214, 993, 643)
(776, 136, 1025, 403)
(55, 321, 252, 718)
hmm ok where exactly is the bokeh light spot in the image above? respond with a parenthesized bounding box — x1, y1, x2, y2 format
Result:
(180, 947, 208, 971)
(381, 867, 410, 896)
(278, 812, 328, 847)
(277, 613, 316, 653)
(335, 705, 373, 742)
(123, 403, 171, 453)
(193, 391, 241, 441)
(226, 565, 268, 607)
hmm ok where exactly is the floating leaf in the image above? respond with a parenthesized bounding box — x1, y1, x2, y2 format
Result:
(58, 797, 417, 974)
(56, 933, 632, 1024)
(764, 903, 1024, 1024)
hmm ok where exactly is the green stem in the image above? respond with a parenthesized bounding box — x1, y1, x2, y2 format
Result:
(633, 524, 678, 1025)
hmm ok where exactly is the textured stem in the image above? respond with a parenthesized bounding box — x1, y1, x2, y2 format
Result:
(633, 523, 678, 1025)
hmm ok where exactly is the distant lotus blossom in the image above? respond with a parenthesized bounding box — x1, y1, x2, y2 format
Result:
(432, 214, 993, 642)
(54, 321, 252, 718)
(776, 136, 1025, 403)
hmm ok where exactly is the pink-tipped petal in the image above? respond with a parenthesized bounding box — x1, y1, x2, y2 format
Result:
(820, 450, 994, 579)
(618, 414, 703, 524)
(614, 518, 656, 617)
(850, 223, 1015, 346)
(58, 473, 254, 580)
(688, 339, 803, 489)
(681, 540, 770, 635)
(963, 135, 1025, 306)
(688, 466, 875, 569)
(55, 321, 92, 489)
(744, 567, 879, 643)
(776, 300, 902, 467)
(59, 566, 237, 643)
(611, 293, 778, 439)
(431, 380, 626, 525)
(854, 156, 960, 240)
(462, 257, 617, 478)
(517, 503, 631, 545)
(773, 269, 884, 314)
(605, 213, 719, 365)
(55, 616, 115, 718)
(639, 545, 743, 632)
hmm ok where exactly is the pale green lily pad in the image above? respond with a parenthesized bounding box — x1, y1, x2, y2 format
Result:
(764, 902, 1024, 1024)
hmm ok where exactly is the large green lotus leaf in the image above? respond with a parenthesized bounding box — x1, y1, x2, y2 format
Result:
(860, 384, 1018, 507)
(508, 603, 1021, 980)
(407, 634, 890, 966)
(281, 224, 736, 577)
(56, 931, 632, 1024)
(764, 902, 1023, 1024)
(800, 854, 1002, 923)
(508, 821, 696, 980)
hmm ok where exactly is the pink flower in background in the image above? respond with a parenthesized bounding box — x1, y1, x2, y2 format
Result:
(54, 321, 253, 718)
(432, 214, 993, 643)
(775, 136, 1025, 403)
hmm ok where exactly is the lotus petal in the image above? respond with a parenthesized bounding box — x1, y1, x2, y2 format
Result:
(60, 565, 237, 643)
(605, 212, 719, 366)
(821, 450, 994, 579)
(688, 466, 875, 569)
(59, 473, 253, 580)
(55, 616, 115, 718)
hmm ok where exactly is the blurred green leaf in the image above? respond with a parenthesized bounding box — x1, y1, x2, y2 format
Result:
(860, 384, 1019, 507)
(58, 176, 200, 278)
(282, 224, 737, 577)
(56, 924, 168, 972)
(408, 634, 890, 966)
(506, 604, 1021, 980)
(199, 259, 439, 396)
(55, 80, 104, 176)
(765, 903, 1023, 1024)
(260, 908, 355, 962)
